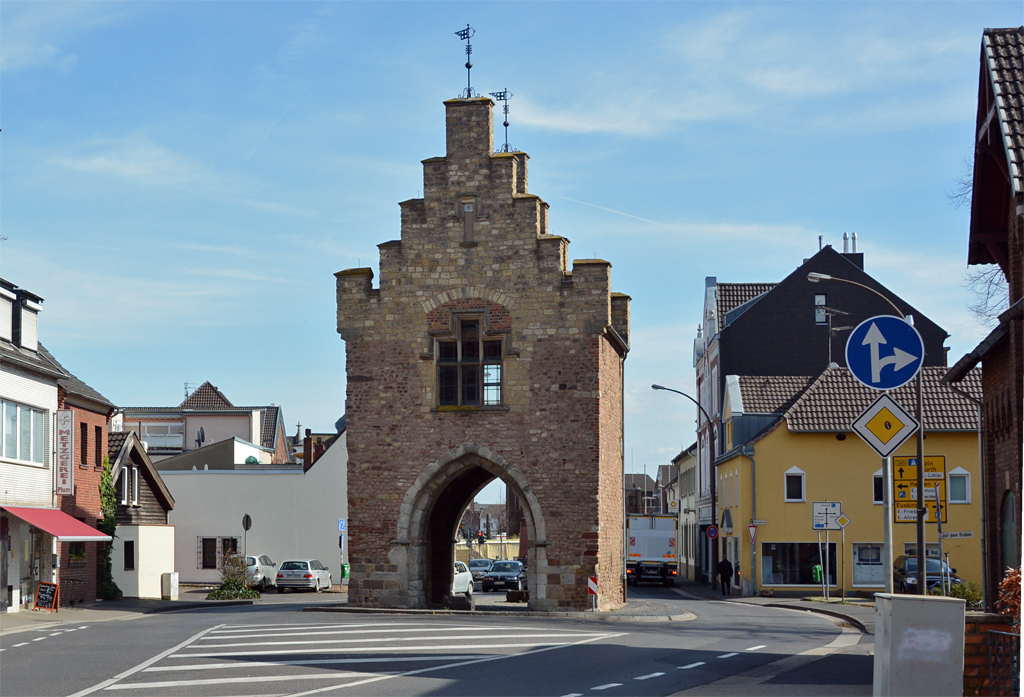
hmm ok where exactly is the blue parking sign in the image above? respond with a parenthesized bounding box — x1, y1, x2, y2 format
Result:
(339, 518, 346, 532)
(845, 315, 924, 390)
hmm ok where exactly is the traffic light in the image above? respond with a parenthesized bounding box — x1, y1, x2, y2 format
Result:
(477, 531, 485, 545)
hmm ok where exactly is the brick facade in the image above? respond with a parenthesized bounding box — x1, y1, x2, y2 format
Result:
(337, 97, 629, 610)
(55, 389, 110, 605)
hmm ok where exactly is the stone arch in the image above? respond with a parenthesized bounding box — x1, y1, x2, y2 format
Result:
(420, 287, 516, 314)
(396, 443, 547, 607)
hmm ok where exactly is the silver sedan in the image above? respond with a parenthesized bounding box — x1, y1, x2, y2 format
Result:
(276, 559, 332, 592)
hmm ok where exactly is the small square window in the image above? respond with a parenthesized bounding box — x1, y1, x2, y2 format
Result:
(784, 471, 805, 502)
(949, 472, 970, 504)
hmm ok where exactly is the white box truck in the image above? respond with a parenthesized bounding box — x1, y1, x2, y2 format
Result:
(626, 515, 678, 586)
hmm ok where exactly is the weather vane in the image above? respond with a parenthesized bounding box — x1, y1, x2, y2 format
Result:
(455, 24, 476, 98)
(489, 89, 514, 152)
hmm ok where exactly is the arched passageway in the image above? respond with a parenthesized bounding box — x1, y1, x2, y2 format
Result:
(396, 444, 546, 608)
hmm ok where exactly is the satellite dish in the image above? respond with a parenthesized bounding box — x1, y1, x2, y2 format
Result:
(195, 427, 206, 449)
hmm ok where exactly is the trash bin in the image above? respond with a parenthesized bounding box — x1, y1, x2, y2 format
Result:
(341, 564, 350, 579)
(161, 572, 179, 601)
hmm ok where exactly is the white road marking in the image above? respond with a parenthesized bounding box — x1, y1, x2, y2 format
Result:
(67, 623, 225, 697)
(191, 631, 610, 649)
(202, 625, 551, 640)
(79, 626, 88, 629)
(13, 643, 29, 647)
(717, 652, 738, 658)
(32, 637, 47, 641)
(173, 639, 598, 658)
(49, 632, 62, 636)
(561, 693, 584, 697)
(105, 671, 381, 690)
(282, 632, 626, 697)
(746, 645, 766, 651)
(65, 628, 77, 632)
(145, 655, 477, 673)
(215, 621, 440, 631)
(591, 684, 622, 691)
(634, 672, 664, 680)
(679, 662, 705, 669)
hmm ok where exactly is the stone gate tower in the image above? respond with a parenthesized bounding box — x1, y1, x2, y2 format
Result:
(336, 97, 630, 610)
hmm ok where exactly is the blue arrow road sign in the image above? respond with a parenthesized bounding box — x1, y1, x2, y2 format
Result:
(846, 315, 924, 390)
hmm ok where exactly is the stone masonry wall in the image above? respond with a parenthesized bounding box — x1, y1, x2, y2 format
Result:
(337, 97, 629, 610)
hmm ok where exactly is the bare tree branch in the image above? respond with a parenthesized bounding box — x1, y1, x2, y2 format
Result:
(946, 155, 975, 210)
(963, 264, 1010, 327)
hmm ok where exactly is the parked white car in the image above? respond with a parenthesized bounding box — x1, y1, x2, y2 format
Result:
(451, 561, 473, 597)
(246, 554, 277, 591)
(276, 559, 332, 592)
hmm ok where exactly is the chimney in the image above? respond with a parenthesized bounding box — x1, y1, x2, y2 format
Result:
(303, 428, 312, 473)
(851, 232, 858, 253)
(843, 232, 849, 253)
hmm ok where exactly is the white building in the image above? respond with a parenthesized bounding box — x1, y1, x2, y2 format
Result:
(160, 430, 348, 585)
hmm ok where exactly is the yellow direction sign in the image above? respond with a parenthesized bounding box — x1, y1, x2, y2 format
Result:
(893, 456, 946, 524)
(851, 394, 919, 458)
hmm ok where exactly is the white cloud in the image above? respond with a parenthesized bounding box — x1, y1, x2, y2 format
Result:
(0, 3, 135, 73)
(55, 135, 214, 188)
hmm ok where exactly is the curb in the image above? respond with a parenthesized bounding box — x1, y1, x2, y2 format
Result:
(303, 606, 695, 622)
(763, 602, 869, 634)
(149, 600, 254, 613)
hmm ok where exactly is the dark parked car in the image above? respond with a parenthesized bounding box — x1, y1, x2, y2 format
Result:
(482, 560, 526, 592)
(469, 558, 493, 581)
(893, 556, 961, 593)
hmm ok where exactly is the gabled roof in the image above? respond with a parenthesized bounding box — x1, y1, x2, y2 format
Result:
(179, 381, 233, 409)
(37, 344, 115, 411)
(0, 339, 66, 381)
(783, 366, 981, 433)
(985, 27, 1024, 197)
(717, 283, 776, 321)
(109, 430, 175, 510)
(736, 375, 815, 414)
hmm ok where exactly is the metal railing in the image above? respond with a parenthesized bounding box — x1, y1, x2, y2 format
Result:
(989, 630, 1020, 696)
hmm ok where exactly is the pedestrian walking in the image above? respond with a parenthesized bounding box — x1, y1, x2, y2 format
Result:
(717, 558, 734, 596)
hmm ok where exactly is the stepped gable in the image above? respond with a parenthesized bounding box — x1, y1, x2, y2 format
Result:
(784, 366, 982, 432)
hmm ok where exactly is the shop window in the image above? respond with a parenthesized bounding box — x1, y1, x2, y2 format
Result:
(437, 318, 503, 407)
(761, 542, 837, 585)
(124, 540, 135, 571)
(784, 466, 805, 502)
(948, 468, 970, 504)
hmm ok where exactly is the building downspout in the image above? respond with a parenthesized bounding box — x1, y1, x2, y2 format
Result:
(620, 350, 628, 602)
(742, 445, 756, 596)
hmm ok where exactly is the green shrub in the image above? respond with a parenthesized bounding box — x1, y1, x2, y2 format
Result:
(205, 553, 261, 600)
(928, 581, 983, 607)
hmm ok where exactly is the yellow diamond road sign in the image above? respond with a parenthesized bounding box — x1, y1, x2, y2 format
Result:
(852, 394, 919, 458)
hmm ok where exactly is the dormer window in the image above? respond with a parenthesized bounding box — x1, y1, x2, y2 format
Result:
(437, 318, 503, 407)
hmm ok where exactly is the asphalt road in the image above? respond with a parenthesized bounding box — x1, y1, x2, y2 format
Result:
(0, 585, 872, 697)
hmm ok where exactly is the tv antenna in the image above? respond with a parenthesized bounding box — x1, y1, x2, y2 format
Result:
(455, 24, 477, 98)
(489, 89, 514, 152)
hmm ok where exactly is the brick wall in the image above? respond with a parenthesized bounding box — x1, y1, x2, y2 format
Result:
(338, 97, 628, 611)
(56, 391, 109, 604)
(963, 611, 1017, 696)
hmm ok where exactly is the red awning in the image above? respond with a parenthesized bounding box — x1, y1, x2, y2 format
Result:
(0, 506, 112, 541)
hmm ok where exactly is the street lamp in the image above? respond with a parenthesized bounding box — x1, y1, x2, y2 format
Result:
(652, 384, 719, 589)
(807, 271, 925, 596)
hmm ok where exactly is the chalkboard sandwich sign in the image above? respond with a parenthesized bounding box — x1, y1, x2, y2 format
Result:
(33, 582, 58, 613)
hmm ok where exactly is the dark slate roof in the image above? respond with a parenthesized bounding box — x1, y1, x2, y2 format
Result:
(179, 381, 233, 409)
(717, 283, 776, 319)
(37, 344, 115, 409)
(784, 366, 982, 432)
(985, 27, 1024, 196)
(107, 430, 130, 459)
(0, 339, 65, 380)
(737, 375, 815, 413)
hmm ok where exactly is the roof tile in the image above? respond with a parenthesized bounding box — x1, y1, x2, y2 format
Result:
(985, 27, 1024, 195)
(784, 366, 981, 432)
(717, 283, 777, 320)
(179, 382, 233, 409)
(737, 375, 815, 413)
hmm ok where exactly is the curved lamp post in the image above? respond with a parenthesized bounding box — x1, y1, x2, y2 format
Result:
(807, 271, 926, 596)
(652, 384, 719, 588)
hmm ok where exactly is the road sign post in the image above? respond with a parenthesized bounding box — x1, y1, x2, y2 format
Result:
(846, 315, 925, 596)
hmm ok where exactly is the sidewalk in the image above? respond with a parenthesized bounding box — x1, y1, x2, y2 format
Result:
(672, 580, 876, 634)
(0, 586, 347, 636)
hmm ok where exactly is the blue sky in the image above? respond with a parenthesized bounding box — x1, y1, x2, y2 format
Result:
(2, 2, 1019, 503)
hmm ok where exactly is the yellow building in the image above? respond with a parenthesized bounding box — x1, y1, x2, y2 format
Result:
(716, 366, 982, 596)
